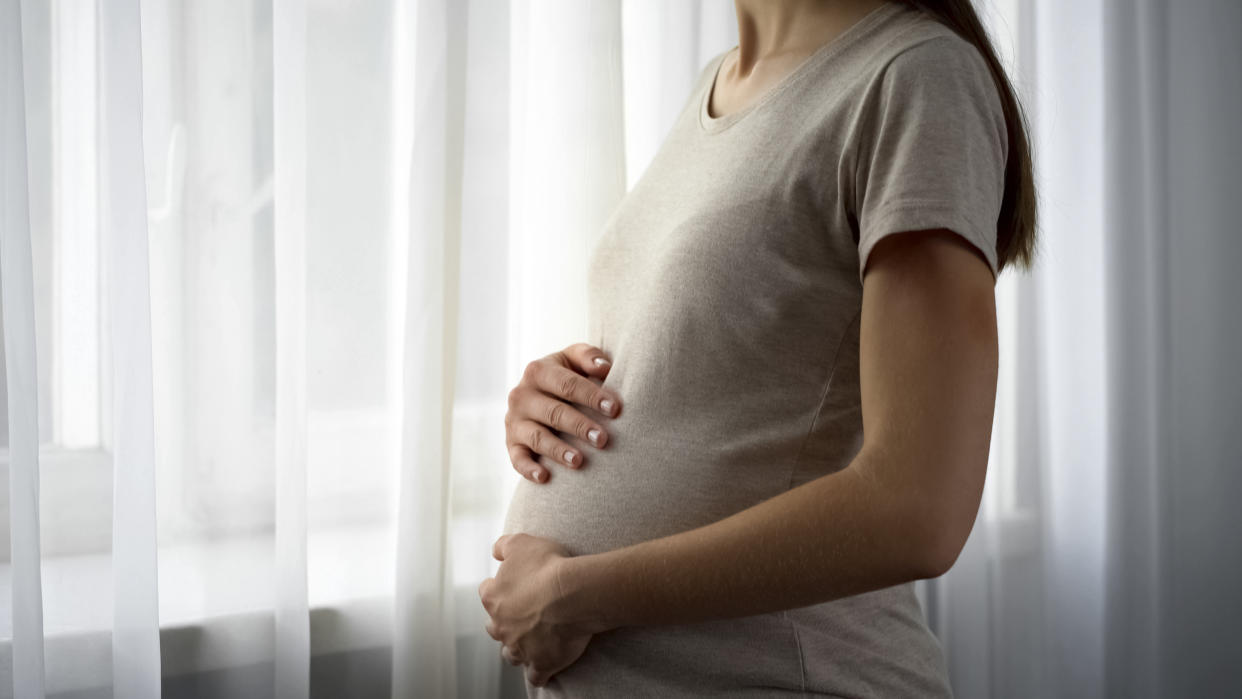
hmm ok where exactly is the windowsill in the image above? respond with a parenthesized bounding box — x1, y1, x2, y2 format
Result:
(0, 520, 498, 694)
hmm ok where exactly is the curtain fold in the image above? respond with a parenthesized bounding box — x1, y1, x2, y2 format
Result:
(0, 1, 734, 695)
(619, 0, 737, 192)
(1, 0, 47, 696)
(272, 0, 310, 696)
(1101, 1, 1168, 695)
(506, 0, 627, 369)
(390, 0, 466, 695)
(1034, 0, 1110, 691)
(97, 0, 162, 695)
(930, 1, 1242, 697)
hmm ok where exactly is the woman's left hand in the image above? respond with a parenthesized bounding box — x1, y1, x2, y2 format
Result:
(478, 533, 597, 687)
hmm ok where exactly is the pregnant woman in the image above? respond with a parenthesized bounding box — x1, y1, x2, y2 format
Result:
(480, 0, 1037, 695)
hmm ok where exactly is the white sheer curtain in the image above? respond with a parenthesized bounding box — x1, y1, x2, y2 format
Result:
(0, 0, 735, 696)
(931, 1, 1242, 697)
(3, 0, 1240, 698)
(2, 0, 46, 696)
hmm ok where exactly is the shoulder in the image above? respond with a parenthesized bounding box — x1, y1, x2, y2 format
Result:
(800, 6, 1004, 139)
(864, 10, 995, 95)
(851, 12, 1006, 145)
(884, 36, 995, 95)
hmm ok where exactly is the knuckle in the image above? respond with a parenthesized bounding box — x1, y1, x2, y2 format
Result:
(507, 386, 521, 411)
(528, 426, 544, 452)
(573, 419, 591, 438)
(546, 401, 566, 429)
(556, 372, 577, 399)
(522, 360, 541, 383)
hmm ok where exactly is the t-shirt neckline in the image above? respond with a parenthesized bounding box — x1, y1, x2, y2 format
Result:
(698, 2, 902, 135)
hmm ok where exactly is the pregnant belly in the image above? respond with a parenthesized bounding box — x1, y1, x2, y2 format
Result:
(501, 411, 798, 557)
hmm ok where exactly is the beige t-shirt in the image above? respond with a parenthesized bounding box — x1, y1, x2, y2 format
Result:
(502, 2, 1006, 696)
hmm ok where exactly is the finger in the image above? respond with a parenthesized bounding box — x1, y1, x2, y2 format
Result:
(478, 578, 494, 612)
(526, 666, 545, 687)
(514, 418, 590, 467)
(508, 444, 549, 483)
(560, 343, 614, 378)
(526, 360, 620, 419)
(484, 622, 500, 642)
(527, 667, 556, 688)
(522, 392, 605, 454)
(492, 535, 509, 561)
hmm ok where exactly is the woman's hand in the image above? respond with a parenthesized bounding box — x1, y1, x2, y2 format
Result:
(506, 343, 622, 484)
(479, 533, 599, 687)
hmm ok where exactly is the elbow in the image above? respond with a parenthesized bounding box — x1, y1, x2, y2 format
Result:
(903, 469, 987, 580)
(853, 450, 984, 580)
(908, 502, 975, 580)
(915, 530, 964, 580)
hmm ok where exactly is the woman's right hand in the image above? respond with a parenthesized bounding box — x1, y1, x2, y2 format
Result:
(506, 343, 622, 484)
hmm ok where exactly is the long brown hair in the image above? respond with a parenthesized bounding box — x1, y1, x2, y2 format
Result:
(895, 0, 1039, 273)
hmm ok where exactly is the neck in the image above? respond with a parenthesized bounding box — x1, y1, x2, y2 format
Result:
(730, 0, 890, 76)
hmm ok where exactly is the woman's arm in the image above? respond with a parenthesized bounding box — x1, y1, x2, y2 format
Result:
(558, 228, 999, 633)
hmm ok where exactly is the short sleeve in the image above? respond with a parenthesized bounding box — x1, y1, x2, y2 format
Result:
(853, 35, 1008, 285)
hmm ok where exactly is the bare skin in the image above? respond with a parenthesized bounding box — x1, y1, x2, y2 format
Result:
(708, 0, 891, 120)
(503, 343, 622, 484)
(482, 0, 999, 687)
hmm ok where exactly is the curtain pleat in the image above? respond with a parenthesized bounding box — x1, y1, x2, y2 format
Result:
(1, 0, 47, 696)
(506, 0, 626, 372)
(619, 0, 737, 193)
(1101, 1, 1169, 696)
(97, 0, 162, 696)
(1029, 0, 1111, 695)
(273, 0, 310, 696)
(390, 0, 467, 695)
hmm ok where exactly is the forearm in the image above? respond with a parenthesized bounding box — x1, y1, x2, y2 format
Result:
(559, 448, 950, 632)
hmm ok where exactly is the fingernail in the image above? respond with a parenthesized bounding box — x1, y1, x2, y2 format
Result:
(588, 428, 601, 445)
(593, 357, 610, 367)
(600, 398, 614, 415)
(565, 451, 577, 466)
(533, 469, 544, 482)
